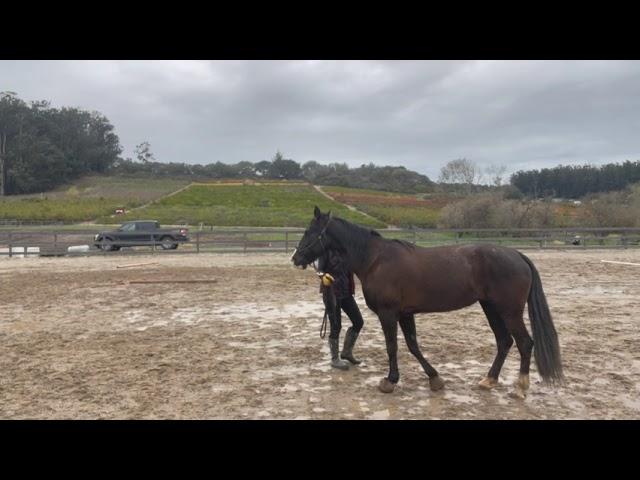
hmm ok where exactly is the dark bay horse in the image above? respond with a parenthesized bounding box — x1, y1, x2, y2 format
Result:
(291, 207, 563, 399)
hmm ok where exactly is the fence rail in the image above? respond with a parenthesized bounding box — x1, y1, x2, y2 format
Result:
(0, 219, 66, 227)
(1, 227, 640, 257)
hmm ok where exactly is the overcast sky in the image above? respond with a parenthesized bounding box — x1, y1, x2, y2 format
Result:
(2, 60, 639, 180)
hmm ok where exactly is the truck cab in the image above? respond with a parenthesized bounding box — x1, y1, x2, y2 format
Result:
(94, 221, 189, 251)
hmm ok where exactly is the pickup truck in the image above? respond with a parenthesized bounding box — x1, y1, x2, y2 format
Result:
(94, 221, 189, 251)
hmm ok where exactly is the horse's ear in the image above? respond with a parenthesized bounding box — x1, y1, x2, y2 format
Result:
(328, 210, 332, 219)
(314, 206, 321, 219)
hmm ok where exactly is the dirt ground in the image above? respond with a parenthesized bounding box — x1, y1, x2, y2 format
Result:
(1, 249, 639, 419)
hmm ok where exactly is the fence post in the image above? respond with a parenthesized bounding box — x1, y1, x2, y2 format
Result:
(243, 233, 248, 253)
(196, 232, 200, 253)
(412, 230, 417, 245)
(285, 231, 289, 253)
(54, 233, 58, 252)
(8, 232, 12, 258)
(152, 234, 155, 254)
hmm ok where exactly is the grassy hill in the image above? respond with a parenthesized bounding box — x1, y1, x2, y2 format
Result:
(101, 182, 385, 228)
(0, 176, 190, 223)
(0, 174, 609, 230)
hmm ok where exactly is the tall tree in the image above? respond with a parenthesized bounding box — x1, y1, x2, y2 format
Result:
(0, 93, 123, 195)
(439, 158, 482, 192)
(0, 92, 24, 196)
(268, 151, 302, 179)
(135, 141, 155, 164)
(486, 164, 507, 187)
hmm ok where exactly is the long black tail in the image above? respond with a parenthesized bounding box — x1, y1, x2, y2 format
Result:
(519, 252, 564, 383)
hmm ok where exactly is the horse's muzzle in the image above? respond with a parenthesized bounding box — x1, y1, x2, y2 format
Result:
(290, 249, 308, 269)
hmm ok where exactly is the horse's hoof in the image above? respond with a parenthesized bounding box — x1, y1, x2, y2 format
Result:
(378, 378, 396, 393)
(429, 376, 445, 391)
(508, 374, 529, 399)
(478, 377, 499, 390)
(508, 387, 527, 400)
(516, 374, 530, 391)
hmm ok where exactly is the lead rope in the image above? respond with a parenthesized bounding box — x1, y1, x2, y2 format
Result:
(320, 308, 328, 339)
(312, 259, 328, 339)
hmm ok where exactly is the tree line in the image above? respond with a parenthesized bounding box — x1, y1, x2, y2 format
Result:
(510, 161, 640, 199)
(0, 92, 121, 195)
(112, 151, 435, 193)
(4, 93, 640, 199)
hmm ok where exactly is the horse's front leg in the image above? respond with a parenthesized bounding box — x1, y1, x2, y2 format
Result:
(377, 309, 400, 393)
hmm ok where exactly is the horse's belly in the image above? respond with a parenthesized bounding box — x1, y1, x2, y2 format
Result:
(402, 283, 478, 314)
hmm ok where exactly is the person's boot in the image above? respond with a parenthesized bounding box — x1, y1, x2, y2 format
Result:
(340, 327, 362, 365)
(329, 337, 349, 370)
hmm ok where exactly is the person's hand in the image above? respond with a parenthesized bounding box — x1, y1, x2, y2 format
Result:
(321, 273, 335, 287)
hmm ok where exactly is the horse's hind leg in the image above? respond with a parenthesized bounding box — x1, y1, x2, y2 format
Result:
(399, 314, 444, 391)
(377, 309, 400, 394)
(478, 301, 513, 390)
(500, 312, 533, 399)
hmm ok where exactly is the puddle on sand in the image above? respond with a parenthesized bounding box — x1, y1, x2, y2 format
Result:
(201, 302, 324, 324)
(123, 301, 326, 331)
(621, 395, 640, 412)
(250, 365, 311, 381)
(558, 285, 626, 296)
(444, 392, 480, 405)
(368, 409, 391, 420)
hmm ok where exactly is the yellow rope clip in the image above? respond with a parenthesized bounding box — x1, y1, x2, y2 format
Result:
(321, 273, 335, 287)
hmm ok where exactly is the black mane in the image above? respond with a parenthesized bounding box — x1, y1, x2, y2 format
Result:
(331, 217, 414, 251)
(329, 217, 382, 266)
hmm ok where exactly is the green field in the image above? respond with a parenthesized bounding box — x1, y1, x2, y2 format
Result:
(0, 176, 191, 223)
(104, 183, 385, 228)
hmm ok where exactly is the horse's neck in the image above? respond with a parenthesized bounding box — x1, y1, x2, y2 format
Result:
(327, 221, 377, 279)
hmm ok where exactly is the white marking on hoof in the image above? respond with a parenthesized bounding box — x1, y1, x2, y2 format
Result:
(509, 375, 530, 400)
(478, 377, 499, 390)
(509, 386, 527, 400)
(515, 374, 530, 391)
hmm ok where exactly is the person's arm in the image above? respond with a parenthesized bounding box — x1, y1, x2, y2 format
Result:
(317, 252, 328, 273)
(317, 252, 335, 287)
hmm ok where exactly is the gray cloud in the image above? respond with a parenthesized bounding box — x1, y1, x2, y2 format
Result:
(2, 60, 639, 180)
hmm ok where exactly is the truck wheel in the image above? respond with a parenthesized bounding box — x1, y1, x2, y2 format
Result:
(100, 238, 115, 251)
(160, 236, 176, 250)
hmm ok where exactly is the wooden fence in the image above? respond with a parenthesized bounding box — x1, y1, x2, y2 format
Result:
(1, 227, 640, 257)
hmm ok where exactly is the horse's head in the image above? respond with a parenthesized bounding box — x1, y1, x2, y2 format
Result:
(291, 206, 334, 269)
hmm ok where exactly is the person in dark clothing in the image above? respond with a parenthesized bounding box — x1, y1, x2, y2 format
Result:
(317, 249, 365, 370)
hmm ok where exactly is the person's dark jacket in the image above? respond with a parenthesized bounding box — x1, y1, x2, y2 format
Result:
(318, 250, 355, 299)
